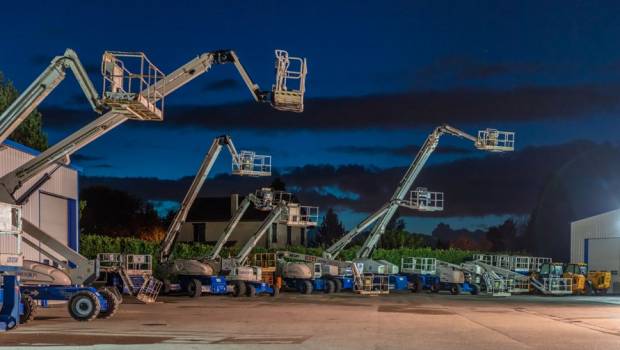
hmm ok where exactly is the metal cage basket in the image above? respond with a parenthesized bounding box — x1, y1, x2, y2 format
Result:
(271, 50, 307, 113)
(101, 51, 165, 121)
(232, 151, 272, 177)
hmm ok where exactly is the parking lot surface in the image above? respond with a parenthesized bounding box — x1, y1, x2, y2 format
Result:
(3, 292, 620, 350)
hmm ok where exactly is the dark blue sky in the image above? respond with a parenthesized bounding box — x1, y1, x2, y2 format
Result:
(3, 1, 620, 232)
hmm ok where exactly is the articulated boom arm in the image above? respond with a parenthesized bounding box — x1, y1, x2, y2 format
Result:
(0, 49, 103, 145)
(323, 202, 394, 259)
(208, 194, 256, 260)
(234, 203, 288, 265)
(21, 220, 96, 284)
(356, 125, 514, 259)
(278, 250, 351, 269)
(159, 136, 230, 262)
(146, 49, 304, 110)
(0, 111, 128, 204)
(159, 136, 270, 263)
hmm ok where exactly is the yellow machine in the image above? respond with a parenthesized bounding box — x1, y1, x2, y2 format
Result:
(564, 263, 611, 295)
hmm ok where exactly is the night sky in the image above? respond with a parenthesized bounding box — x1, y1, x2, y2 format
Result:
(3, 1, 620, 233)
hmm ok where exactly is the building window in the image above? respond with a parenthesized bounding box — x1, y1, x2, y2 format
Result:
(193, 223, 206, 243)
(271, 223, 278, 243)
(287, 226, 292, 245)
(300, 227, 306, 246)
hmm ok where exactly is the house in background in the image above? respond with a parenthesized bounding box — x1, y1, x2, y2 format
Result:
(178, 194, 314, 248)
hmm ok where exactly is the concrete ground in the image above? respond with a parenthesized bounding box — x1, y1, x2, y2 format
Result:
(3, 292, 620, 350)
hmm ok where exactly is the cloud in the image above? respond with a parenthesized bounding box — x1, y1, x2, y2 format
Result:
(202, 78, 242, 92)
(416, 56, 545, 81)
(328, 144, 472, 157)
(40, 83, 620, 131)
(80, 141, 614, 219)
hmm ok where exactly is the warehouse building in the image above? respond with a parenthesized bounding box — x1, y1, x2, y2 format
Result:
(0, 140, 79, 264)
(571, 209, 620, 293)
(178, 194, 312, 248)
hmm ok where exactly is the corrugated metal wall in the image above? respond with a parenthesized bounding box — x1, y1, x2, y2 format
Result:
(570, 209, 620, 292)
(0, 143, 78, 263)
(570, 209, 620, 263)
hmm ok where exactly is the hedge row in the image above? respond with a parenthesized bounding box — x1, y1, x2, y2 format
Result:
(80, 234, 479, 270)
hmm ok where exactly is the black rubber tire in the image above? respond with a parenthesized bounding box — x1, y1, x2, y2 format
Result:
(187, 279, 202, 298)
(162, 279, 172, 295)
(333, 279, 343, 293)
(97, 289, 119, 319)
(68, 291, 101, 322)
(232, 281, 246, 297)
(110, 287, 123, 304)
(470, 284, 480, 295)
(19, 294, 37, 324)
(450, 284, 462, 295)
(414, 277, 423, 293)
(430, 282, 440, 293)
(584, 282, 594, 296)
(301, 280, 313, 294)
(246, 284, 256, 297)
(270, 285, 280, 297)
(324, 280, 336, 294)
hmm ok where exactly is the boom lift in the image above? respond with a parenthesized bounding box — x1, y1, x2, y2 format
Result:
(1, 47, 306, 320)
(203, 188, 319, 296)
(276, 188, 444, 294)
(157, 136, 273, 297)
(323, 125, 515, 276)
(218, 202, 294, 297)
(0, 50, 166, 323)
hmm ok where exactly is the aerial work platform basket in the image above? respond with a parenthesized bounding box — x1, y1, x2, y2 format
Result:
(232, 151, 271, 177)
(271, 50, 307, 113)
(475, 129, 515, 152)
(101, 51, 166, 121)
(284, 204, 319, 227)
(401, 188, 444, 212)
(254, 188, 292, 210)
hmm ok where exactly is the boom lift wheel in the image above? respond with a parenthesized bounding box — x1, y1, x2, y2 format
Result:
(584, 282, 594, 296)
(470, 284, 480, 295)
(100, 287, 122, 304)
(162, 279, 172, 295)
(324, 280, 335, 294)
(68, 291, 101, 322)
(246, 284, 256, 297)
(414, 278, 423, 293)
(97, 289, 119, 319)
(450, 284, 462, 295)
(187, 279, 202, 298)
(333, 279, 342, 293)
(301, 280, 313, 295)
(232, 281, 246, 297)
(19, 294, 37, 324)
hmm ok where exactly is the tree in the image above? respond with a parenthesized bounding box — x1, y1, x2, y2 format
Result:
(315, 208, 346, 247)
(0, 72, 48, 150)
(80, 186, 163, 238)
